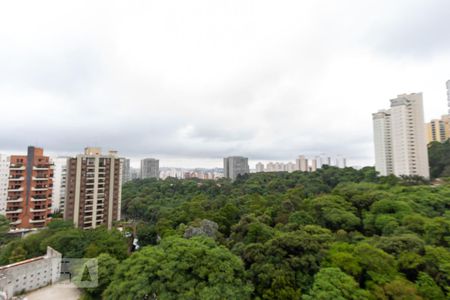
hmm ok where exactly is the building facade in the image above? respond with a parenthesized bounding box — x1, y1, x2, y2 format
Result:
(0, 155, 9, 215)
(426, 115, 450, 144)
(6, 147, 53, 229)
(373, 93, 430, 178)
(296, 155, 308, 172)
(121, 158, 131, 184)
(0, 247, 61, 299)
(140, 158, 159, 179)
(51, 157, 69, 213)
(224, 156, 249, 181)
(255, 162, 265, 173)
(64, 148, 122, 229)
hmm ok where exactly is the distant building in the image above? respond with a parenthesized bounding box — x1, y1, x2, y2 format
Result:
(310, 159, 318, 172)
(266, 162, 275, 172)
(121, 158, 131, 184)
(335, 156, 347, 168)
(0, 247, 61, 299)
(140, 158, 159, 179)
(51, 157, 69, 213)
(6, 146, 53, 229)
(224, 156, 249, 181)
(373, 93, 429, 178)
(426, 116, 450, 143)
(0, 155, 9, 215)
(64, 147, 122, 229)
(296, 155, 308, 172)
(130, 167, 140, 180)
(255, 162, 265, 173)
(286, 162, 296, 173)
(373, 110, 393, 176)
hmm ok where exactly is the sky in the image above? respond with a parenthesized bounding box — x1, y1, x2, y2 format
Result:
(1, 0, 450, 169)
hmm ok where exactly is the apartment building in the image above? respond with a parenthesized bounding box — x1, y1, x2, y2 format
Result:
(0, 155, 9, 215)
(296, 155, 308, 172)
(6, 146, 53, 229)
(51, 157, 69, 213)
(121, 158, 131, 184)
(224, 156, 249, 181)
(64, 147, 122, 229)
(426, 115, 450, 143)
(140, 158, 159, 179)
(373, 93, 429, 178)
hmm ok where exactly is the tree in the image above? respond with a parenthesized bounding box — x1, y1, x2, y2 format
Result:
(103, 236, 253, 299)
(0, 215, 10, 244)
(303, 267, 370, 300)
(82, 253, 119, 299)
(415, 272, 446, 300)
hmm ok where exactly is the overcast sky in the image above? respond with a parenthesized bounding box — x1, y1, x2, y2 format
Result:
(1, 0, 450, 168)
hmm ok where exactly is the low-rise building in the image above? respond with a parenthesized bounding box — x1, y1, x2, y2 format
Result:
(0, 247, 61, 299)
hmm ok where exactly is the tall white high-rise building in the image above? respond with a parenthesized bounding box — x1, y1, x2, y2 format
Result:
(140, 158, 159, 179)
(224, 156, 249, 181)
(121, 158, 131, 183)
(373, 110, 393, 176)
(51, 157, 69, 213)
(373, 93, 429, 178)
(0, 154, 10, 215)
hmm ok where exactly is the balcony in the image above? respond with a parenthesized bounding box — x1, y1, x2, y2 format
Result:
(32, 187, 48, 191)
(32, 176, 48, 181)
(6, 197, 23, 203)
(8, 187, 23, 192)
(9, 176, 24, 181)
(10, 164, 25, 170)
(6, 208, 23, 214)
(31, 197, 47, 202)
(10, 219, 22, 225)
(29, 219, 46, 224)
(30, 207, 49, 213)
(33, 166, 49, 171)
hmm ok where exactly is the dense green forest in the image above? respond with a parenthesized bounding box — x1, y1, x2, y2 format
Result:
(1, 166, 450, 299)
(112, 166, 449, 299)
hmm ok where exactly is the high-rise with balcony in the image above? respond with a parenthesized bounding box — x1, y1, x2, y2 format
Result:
(51, 156, 69, 214)
(121, 158, 131, 183)
(373, 93, 429, 178)
(140, 158, 159, 179)
(224, 156, 249, 181)
(0, 155, 10, 215)
(64, 147, 122, 230)
(6, 146, 53, 229)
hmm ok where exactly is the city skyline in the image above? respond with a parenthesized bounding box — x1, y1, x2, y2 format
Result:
(1, 1, 450, 168)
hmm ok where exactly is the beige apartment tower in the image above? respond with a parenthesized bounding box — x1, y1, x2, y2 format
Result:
(373, 93, 429, 178)
(426, 116, 450, 143)
(64, 148, 122, 229)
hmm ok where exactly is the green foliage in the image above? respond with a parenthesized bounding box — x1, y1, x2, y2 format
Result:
(103, 236, 253, 299)
(3, 169, 450, 299)
(428, 140, 450, 179)
(303, 267, 370, 300)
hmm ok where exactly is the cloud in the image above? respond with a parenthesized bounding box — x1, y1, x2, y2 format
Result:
(0, 0, 449, 168)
